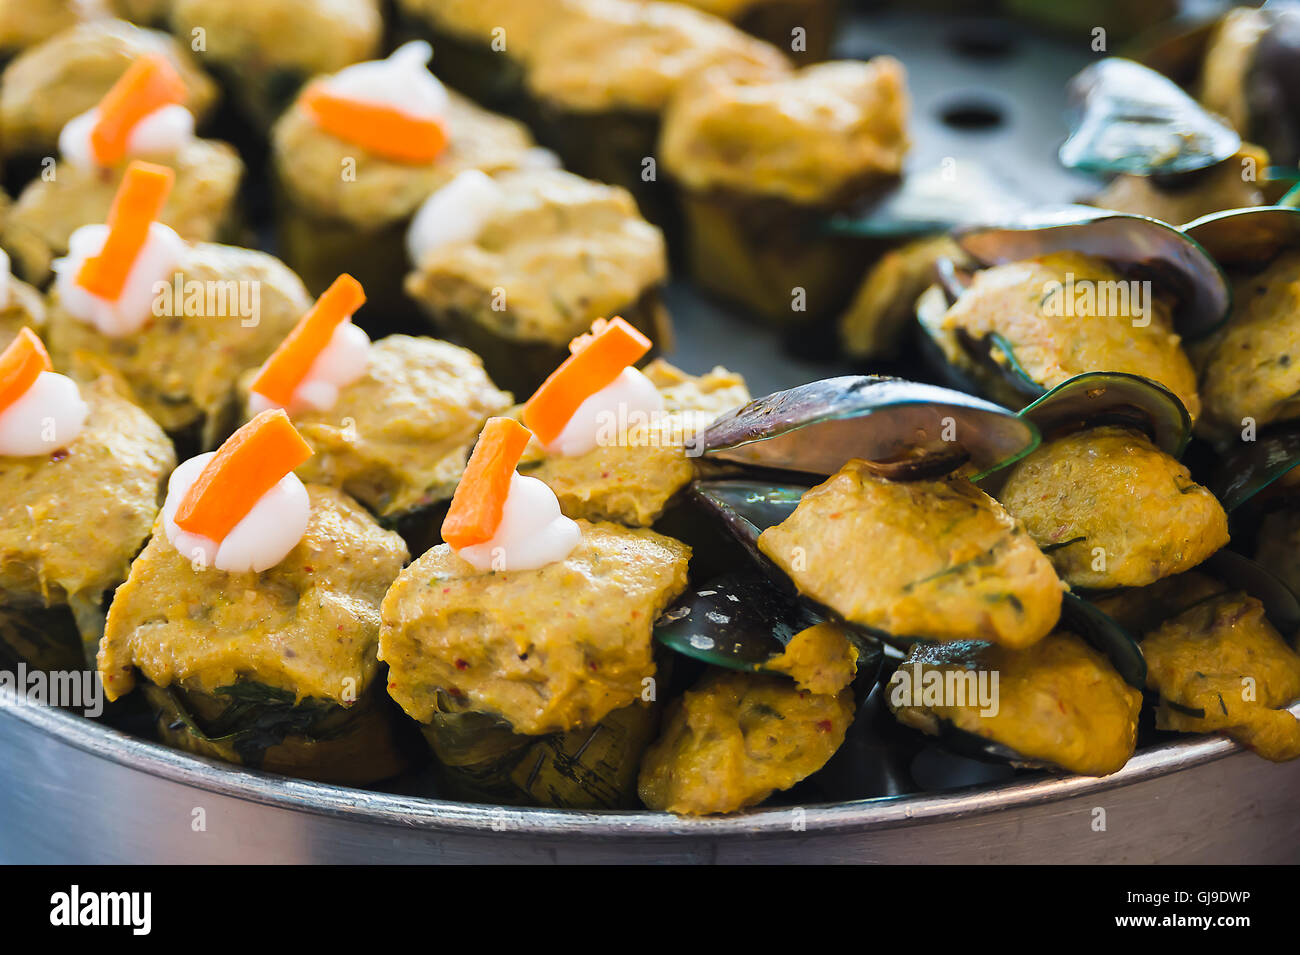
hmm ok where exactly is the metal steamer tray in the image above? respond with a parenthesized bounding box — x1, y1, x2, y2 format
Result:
(4, 12, 1297, 864)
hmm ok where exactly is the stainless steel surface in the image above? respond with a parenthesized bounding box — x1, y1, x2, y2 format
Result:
(3, 699, 1299, 862)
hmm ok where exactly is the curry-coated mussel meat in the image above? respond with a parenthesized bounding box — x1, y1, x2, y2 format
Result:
(916, 208, 1229, 414)
(689, 376, 1066, 651)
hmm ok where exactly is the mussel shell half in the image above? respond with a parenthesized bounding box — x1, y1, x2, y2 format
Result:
(1059, 57, 1241, 177)
(698, 376, 1041, 481)
(1018, 371, 1193, 457)
(1182, 205, 1300, 269)
(1247, 5, 1300, 168)
(1207, 426, 1300, 513)
(955, 209, 1230, 338)
(1063, 592, 1147, 691)
(688, 480, 807, 593)
(654, 570, 823, 671)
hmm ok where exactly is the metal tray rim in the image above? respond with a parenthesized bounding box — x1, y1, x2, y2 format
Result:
(7, 696, 1290, 839)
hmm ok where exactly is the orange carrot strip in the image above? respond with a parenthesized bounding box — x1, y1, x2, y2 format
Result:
(90, 53, 188, 166)
(300, 83, 449, 164)
(441, 417, 532, 550)
(521, 317, 652, 446)
(0, 328, 53, 416)
(250, 274, 366, 407)
(174, 409, 314, 543)
(75, 161, 175, 302)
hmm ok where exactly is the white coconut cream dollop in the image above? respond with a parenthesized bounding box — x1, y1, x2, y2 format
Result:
(322, 41, 449, 120)
(59, 103, 195, 168)
(0, 371, 90, 457)
(248, 321, 372, 416)
(0, 248, 12, 311)
(52, 222, 184, 337)
(162, 452, 311, 574)
(455, 473, 581, 573)
(542, 366, 665, 458)
(406, 170, 507, 263)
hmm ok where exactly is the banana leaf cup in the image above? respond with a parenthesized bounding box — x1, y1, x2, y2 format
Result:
(0, 603, 87, 676)
(99, 484, 415, 784)
(724, 0, 838, 62)
(390, 0, 555, 114)
(418, 657, 669, 808)
(145, 679, 419, 784)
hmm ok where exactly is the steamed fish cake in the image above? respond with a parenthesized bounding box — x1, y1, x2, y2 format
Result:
(0, 18, 217, 157)
(380, 520, 690, 735)
(0, 339, 174, 611)
(998, 426, 1228, 589)
(98, 411, 411, 783)
(2, 53, 243, 284)
(99, 485, 408, 703)
(757, 459, 1064, 648)
(271, 336, 511, 520)
(45, 163, 310, 448)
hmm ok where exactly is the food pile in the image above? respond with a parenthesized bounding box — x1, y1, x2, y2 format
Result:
(1, 0, 1299, 816)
